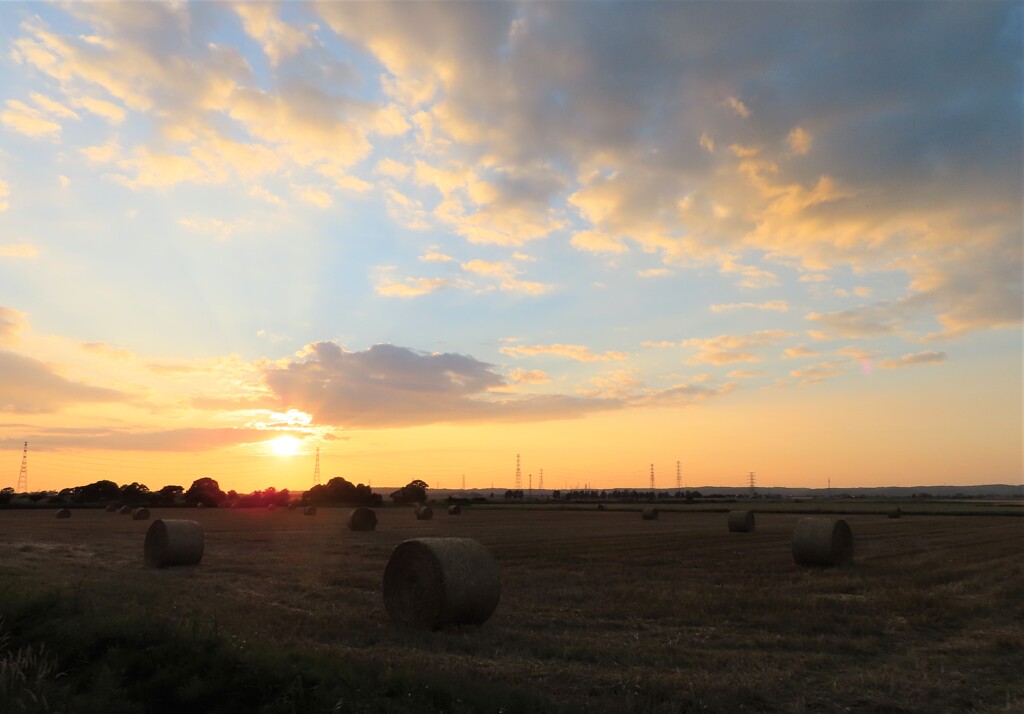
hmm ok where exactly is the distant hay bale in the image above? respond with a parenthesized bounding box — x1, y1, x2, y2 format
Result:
(887, 507, 902, 519)
(641, 507, 658, 520)
(728, 510, 755, 532)
(105, 504, 118, 513)
(383, 537, 500, 629)
(119, 505, 133, 515)
(596, 504, 607, 511)
(196, 503, 205, 509)
(303, 505, 317, 516)
(56, 508, 71, 519)
(144, 519, 204, 568)
(448, 504, 461, 515)
(131, 507, 151, 521)
(415, 505, 434, 520)
(267, 504, 277, 511)
(348, 507, 377, 532)
(791, 517, 853, 567)
(287, 503, 297, 511)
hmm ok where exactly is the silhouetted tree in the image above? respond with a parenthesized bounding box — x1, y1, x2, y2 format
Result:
(119, 482, 151, 505)
(303, 477, 381, 506)
(390, 479, 428, 505)
(64, 480, 120, 503)
(184, 477, 226, 507)
(153, 485, 184, 506)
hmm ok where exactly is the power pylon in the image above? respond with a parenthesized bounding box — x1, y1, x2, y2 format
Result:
(538, 469, 544, 491)
(313, 447, 321, 486)
(16, 442, 27, 493)
(649, 463, 655, 491)
(514, 454, 522, 490)
(748, 471, 756, 495)
(676, 460, 681, 490)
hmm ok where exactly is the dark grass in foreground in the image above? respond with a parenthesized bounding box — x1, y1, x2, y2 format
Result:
(1, 507, 1022, 712)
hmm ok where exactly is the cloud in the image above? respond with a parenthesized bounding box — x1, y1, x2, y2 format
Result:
(683, 330, 792, 365)
(0, 350, 129, 412)
(806, 301, 906, 339)
(787, 126, 812, 155)
(0, 307, 27, 344)
(639, 380, 738, 406)
(637, 268, 672, 278)
(725, 96, 750, 118)
(374, 273, 452, 298)
(420, 250, 455, 263)
(1, 99, 62, 138)
(726, 369, 765, 379)
(0, 244, 38, 258)
(500, 344, 629, 362)
(790, 360, 846, 386)
(72, 95, 127, 124)
(0, 426, 280, 452)
(878, 351, 947, 369)
(0, 180, 7, 212)
(293, 184, 332, 208)
(80, 341, 134, 360)
(263, 341, 620, 427)
(179, 217, 252, 241)
(710, 300, 789, 313)
(782, 346, 819, 359)
(507, 368, 549, 384)
(641, 340, 676, 349)
(233, 3, 312, 66)
(249, 185, 285, 206)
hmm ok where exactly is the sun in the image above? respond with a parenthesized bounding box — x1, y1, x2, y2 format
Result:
(268, 435, 302, 456)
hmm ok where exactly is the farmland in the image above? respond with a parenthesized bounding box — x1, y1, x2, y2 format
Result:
(2, 505, 1022, 712)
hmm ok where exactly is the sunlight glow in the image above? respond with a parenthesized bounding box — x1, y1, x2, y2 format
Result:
(268, 435, 302, 457)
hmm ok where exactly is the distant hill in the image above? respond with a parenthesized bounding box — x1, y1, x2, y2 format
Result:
(424, 484, 1023, 499)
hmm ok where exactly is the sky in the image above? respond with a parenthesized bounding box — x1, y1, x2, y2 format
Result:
(0, 2, 1020, 494)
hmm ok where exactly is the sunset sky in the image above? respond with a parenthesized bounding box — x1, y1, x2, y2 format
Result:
(0, 2, 1020, 494)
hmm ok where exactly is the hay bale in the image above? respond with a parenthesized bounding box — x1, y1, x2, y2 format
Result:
(791, 517, 853, 567)
(641, 507, 658, 520)
(596, 504, 607, 511)
(728, 510, 755, 533)
(267, 504, 278, 512)
(303, 505, 317, 516)
(448, 504, 461, 515)
(383, 537, 500, 629)
(415, 505, 434, 520)
(196, 502, 205, 509)
(287, 503, 297, 511)
(131, 507, 151, 521)
(56, 508, 71, 519)
(887, 507, 902, 519)
(119, 505, 133, 515)
(348, 507, 377, 531)
(105, 503, 118, 513)
(144, 519, 204, 567)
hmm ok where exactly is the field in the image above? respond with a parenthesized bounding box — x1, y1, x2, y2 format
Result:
(2, 505, 1022, 712)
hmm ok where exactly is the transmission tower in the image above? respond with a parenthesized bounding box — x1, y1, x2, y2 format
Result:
(649, 463, 655, 491)
(528, 473, 532, 496)
(676, 460, 681, 490)
(538, 468, 544, 491)
(313, 447, 321, 486)
(462, 474, 466, 491)
(514, 453, 522, 490)
(16, 442, 27, 493)
(748, 471, 756, 495)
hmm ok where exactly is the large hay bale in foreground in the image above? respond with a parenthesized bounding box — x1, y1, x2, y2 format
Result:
(132, 507, 151, 521)
(348, 507, 377, 531)
(383, 537, 500, 629)
(641, 507, 658, 520)
(119, 505, 133, 515)
(415, 505, 434, 520)
(728, 510, 755, 533)
(888, 507, 902, 519)
(105, 503, 119, 513)
(791, 517, 853, 567)
(144, 519, 204, 568)
(448, 504, 461, 515)
(303, 505, 317, 516)
(56, 508, 71, 519)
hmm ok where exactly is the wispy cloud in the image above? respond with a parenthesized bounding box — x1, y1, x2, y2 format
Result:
(501, 344, 629, 362)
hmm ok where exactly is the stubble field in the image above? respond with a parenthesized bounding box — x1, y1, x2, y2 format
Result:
(2, 505, 1022, 712)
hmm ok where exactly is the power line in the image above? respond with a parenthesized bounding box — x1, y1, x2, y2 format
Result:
(17, 442, 28, 493)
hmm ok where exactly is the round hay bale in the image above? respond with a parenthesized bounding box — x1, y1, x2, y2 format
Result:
(728, 510, 755, 533)
(887, 507, 902, 519)
(383, 537, 500, 629)
(596, 504, 607, 511)
(348, 507, 377, 531)
(287, 503, 297, 511)
(196, 502, 205, 509)
(641, 507, 658, 520)
(119, 505, 133, 515)
(791, 517, 853, 567)
(267, 504, 277, 512)
(105, 503, 118, 513)
(303, 505, 317, 516)
(448, 504, 461, 515)
(56, 508, 71, 519)
(131, 507, 151, 521)
(415, 505, 434, 520)
(144, 519, 204, 568)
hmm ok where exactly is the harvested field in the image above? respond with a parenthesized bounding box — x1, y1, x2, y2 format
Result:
(0, 506, 1021, 712)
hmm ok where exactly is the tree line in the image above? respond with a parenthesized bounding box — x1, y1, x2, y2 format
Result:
(0, 475, 431, 508)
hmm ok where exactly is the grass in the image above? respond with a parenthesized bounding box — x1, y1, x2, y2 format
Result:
(0, 506, 1022, 712)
